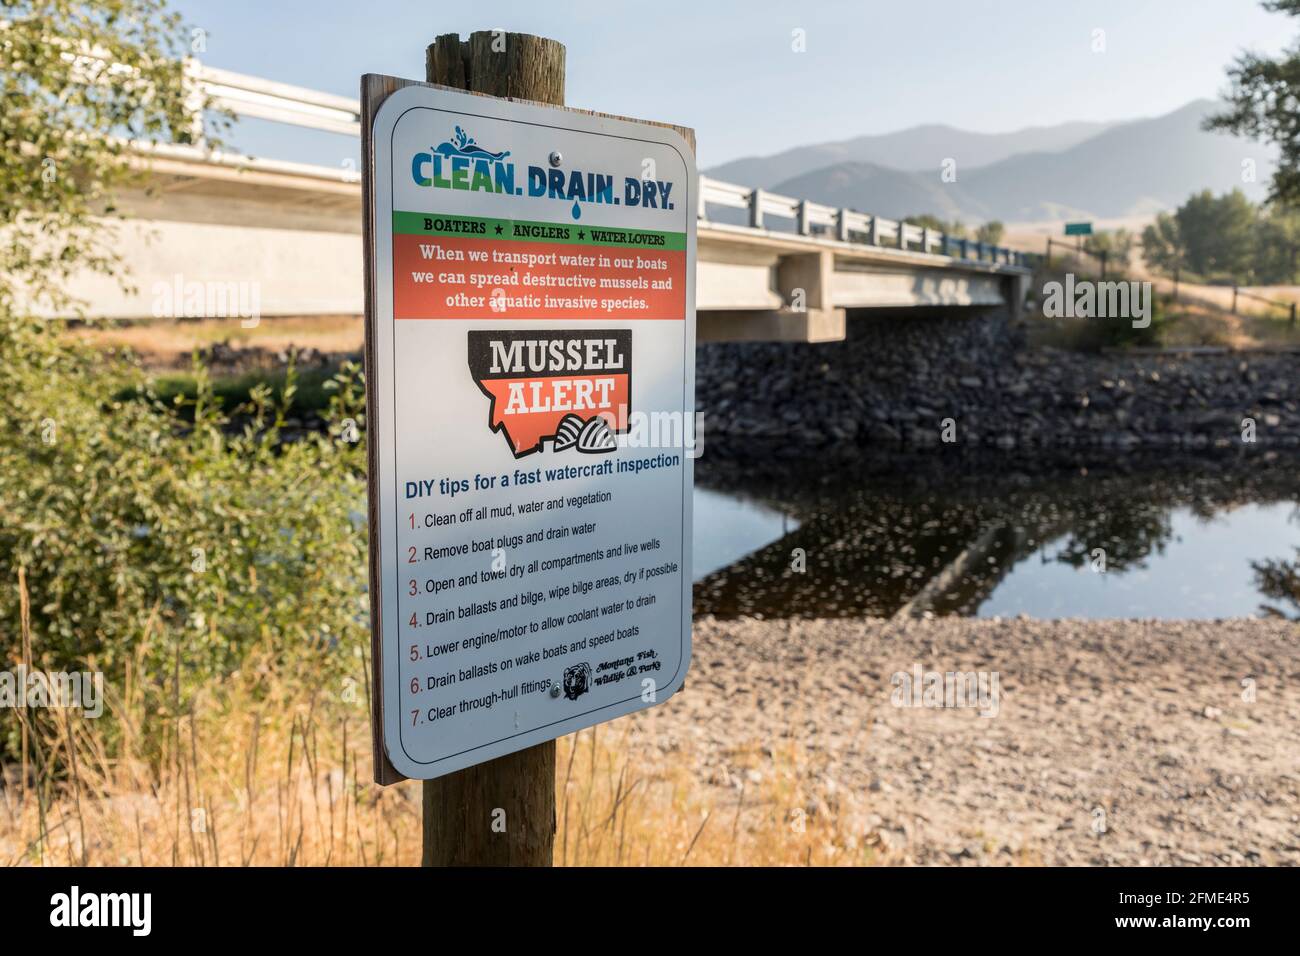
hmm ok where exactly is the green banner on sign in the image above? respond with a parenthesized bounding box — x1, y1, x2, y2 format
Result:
(392, 210, 687, 251)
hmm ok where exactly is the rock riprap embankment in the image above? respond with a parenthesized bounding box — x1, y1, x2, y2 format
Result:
(695, 312, 1300, 452)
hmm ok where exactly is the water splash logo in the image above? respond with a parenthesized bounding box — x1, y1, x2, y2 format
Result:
(436, 126, 511, 162)
(411, 127, 517, 194)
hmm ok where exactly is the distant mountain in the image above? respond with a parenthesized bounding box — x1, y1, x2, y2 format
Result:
(706, 120, 1114, 187)
(771, 161, 989, 223)
(960, 100, 1274, 221)
(760, 101, 1277, 224)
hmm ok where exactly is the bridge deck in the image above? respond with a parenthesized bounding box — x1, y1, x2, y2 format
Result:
(48, 66, 1031, 343)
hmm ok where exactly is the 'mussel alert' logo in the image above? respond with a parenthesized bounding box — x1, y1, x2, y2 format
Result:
(467, 330, 631, 458)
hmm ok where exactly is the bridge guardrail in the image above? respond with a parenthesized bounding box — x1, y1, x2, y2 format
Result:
(179, 61, 1032, 271)
(697, 177, 1030, 268)
(197, 63, 362, 137)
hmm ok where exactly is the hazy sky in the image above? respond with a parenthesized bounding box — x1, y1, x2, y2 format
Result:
(170, 0, 1291, 168)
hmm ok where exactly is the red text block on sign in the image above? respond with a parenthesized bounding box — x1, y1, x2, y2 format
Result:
(393, 234, 686, 320)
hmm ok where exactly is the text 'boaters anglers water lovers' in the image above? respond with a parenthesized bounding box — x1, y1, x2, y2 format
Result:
(366, 81, 696, 780)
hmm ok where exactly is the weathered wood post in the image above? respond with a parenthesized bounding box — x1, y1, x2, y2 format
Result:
(418, 31, 565, 868)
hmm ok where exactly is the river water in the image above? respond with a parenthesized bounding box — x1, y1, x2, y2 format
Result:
(691, 451, 1300, 620)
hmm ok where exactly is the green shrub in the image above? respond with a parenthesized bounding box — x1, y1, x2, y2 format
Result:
(0, 316, 369, 755)
(1030, 269, 1169, 351)
(114, 365, 343, 418)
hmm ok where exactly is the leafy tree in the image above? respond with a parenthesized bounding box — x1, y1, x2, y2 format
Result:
(1205, 1, 1300, 204)
(1141, 212, 1184, 274)
(1084, 228, 1134, 269)
(0, 0, 213, 316)
(975, 220, 1004, 245)
(1175, 189, 1257, 280)
(1254, 204, 1300, 283)
(904, 214, 967, 238)
(1142, 190, 1300, 285)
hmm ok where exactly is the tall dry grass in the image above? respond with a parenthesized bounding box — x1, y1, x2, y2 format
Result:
(1, 686, 879, 867)
(3, 580, 878, 867)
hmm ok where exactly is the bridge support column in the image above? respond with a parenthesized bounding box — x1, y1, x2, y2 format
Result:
(697, 248, 846, 343)
(1005, 271, 1032, 316)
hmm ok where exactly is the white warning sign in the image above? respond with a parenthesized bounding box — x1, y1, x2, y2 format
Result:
(363, 81, 696, 780)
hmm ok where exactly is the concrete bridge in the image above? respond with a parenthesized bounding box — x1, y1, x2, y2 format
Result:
(58, 64, 1032, 344)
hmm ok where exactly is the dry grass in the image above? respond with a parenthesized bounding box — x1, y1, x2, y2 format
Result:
(2, 574, 873, 867)
(554, 721, 887, 867)
(1029, 263, 1300, 350)
(1129, 266, 1300, 348)
(0, 679, 876, 867)
(65, 314, 364, 368)
(1157, 299, 1299, 349)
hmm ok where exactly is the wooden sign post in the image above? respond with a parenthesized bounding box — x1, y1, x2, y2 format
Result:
(361, 32, 697, 867)
(418, 30, 565, 871)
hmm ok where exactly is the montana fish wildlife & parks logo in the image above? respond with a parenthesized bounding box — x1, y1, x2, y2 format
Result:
(563, 662, 592, 701)
(467, 330, 631, 458)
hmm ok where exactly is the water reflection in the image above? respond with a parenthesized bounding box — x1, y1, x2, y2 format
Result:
(692, 451, 1300, 620)
(1252, 509, 1300, 620)
(979, 503, 1299, 619)
(692, 487, 799, 579)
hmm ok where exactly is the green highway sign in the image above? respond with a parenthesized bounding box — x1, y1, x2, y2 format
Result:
(1064, 222, 1093, 236)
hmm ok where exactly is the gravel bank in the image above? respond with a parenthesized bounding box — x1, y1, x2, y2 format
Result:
(696, 311, 1300, 452)
(643, 615, 1300, 865)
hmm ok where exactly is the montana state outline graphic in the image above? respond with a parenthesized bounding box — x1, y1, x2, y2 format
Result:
(467, 330, 632, 458)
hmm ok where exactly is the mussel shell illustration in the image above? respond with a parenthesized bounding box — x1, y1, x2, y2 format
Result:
(576, 415, 617, 453)
(553, 413, 584, 451)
